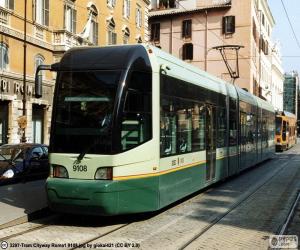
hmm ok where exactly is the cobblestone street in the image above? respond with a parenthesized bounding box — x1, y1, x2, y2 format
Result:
(1, 144, 299, 250)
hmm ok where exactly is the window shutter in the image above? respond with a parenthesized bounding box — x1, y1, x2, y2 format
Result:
(63, 5, 66, 29)
(182, 44, 186, 60)
(151, 24, 154, 40)
(113, 32, 117, 44)
(222, 17, 226, 34)
(33, 0, 36, 22)
(223, 16, 235, 34)
(157, 23, 160, 41)
(188, 44, 193, 59)
(182, 21, 185, 38)
(72, 9, 77, 33)
(123, 0, 125, 16)
(9, 0, 14, 10)
(231, 16, 235, 33)
(94, 22, 98, 45)
(188, 20, 192, 38)
(128, 0, 131, 17)
(44, 0, 49, 26)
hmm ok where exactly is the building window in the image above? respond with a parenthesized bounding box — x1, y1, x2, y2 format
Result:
(107, 0, 116, 8)
(35, 0, 49, 26)
(182, 19, 192, 39)
(136, 6, 142, 28)
(123, 27, 130, 44)
(260, 36, 269, 55)
(107, 18, 117, 45)
(0, 43, 9, 70)
(89, 5, 98, 45)
(123, 0, 130, 19)
(150, 23, 160, 42)
(0, 0, 14, 9)
(64, 3, 77, 33)
(222, 16, 235, 34)
(182, 43, 193, 60)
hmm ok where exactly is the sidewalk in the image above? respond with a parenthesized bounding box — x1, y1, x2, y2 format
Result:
(0, 180, 48, 229)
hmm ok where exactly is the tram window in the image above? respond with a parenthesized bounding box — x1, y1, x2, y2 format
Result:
(275, 117, 282, 135)
(217, 108, 226, 148)
(121, 71, 152, 151)
(229, 110, 237, 146)
(192, 103, 205, 151)
(229, 98, 237, 110)
(177, 104, 192, 154)
(246, 113, 254, 144)
(160, 97, 177, 156)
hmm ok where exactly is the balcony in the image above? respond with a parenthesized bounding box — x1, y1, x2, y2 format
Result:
(0, 6, 10, 25)
(53, 30, 91, 52)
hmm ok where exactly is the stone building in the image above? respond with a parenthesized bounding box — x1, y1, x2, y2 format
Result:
(283, 71, 299, 116)
(148, 0, 279, 100)
(0, 0, 149, 145)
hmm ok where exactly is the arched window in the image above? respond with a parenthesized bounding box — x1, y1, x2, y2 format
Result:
(107, 17, 117, 45)
(89, 4, 98, 44)
(0, 43, 9, 70)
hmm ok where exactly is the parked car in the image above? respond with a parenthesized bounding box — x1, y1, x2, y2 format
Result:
(0, 143, 49, 185)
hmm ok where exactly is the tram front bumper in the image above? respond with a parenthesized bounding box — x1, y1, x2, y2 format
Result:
(46, 177, 159, 216)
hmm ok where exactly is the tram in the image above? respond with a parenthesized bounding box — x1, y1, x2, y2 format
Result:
(35, 45, 275, 215)
(275, 111, 297, 151)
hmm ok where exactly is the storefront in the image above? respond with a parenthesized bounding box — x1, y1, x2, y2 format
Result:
(0, 75, 53, 144)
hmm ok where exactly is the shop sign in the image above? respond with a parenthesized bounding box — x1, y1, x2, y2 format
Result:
(0, 79, 34, 97)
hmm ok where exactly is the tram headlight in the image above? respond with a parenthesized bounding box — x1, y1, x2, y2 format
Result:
(94, 167, 113, 180)
(52, 165, 69, 178)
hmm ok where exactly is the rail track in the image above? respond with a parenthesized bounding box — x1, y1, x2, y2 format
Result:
(178, 151, 297, 250)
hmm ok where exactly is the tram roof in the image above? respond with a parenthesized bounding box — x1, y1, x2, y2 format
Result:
(148, 45, 231, 97)
(254, 96, 274, 113)
(56, 45, 151, 71)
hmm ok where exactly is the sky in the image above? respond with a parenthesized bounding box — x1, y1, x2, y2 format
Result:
(268, 0, 300, 74)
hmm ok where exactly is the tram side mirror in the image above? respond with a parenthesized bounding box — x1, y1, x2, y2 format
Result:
(34, 64, 53, 98)
(35, 73, 43, 98)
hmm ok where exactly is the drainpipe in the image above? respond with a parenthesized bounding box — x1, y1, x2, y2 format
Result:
(170, 17, 173, 54)
(204, 10, 208, 71)
(21, 0, 27, 143)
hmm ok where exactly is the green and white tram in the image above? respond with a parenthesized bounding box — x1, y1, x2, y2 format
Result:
(35, 44, 275, 215)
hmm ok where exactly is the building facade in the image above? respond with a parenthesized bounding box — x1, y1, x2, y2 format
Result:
(283, 72, 299, 116)
(0, 0, 149, 145)
(270, 43, 284, 111)
(148, 0, 279, 100)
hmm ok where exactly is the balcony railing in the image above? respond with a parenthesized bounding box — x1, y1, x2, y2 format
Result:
(0, 6, 9, 25)
(53, 30, 91, 51)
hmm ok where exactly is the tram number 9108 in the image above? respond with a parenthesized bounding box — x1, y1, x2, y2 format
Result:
(73, 165, 88, 172)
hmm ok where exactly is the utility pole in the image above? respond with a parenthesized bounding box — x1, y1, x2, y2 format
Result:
(21, 0, 27, 143)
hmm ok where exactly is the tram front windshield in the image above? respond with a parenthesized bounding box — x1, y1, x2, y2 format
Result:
(275, 117, 282, 135)
(51, 70, 121, 154)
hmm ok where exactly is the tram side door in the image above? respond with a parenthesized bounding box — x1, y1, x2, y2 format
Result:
(206, 105, 216, 182)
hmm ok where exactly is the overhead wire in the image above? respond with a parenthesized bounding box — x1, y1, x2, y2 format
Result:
(279, 0, 300, 50)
